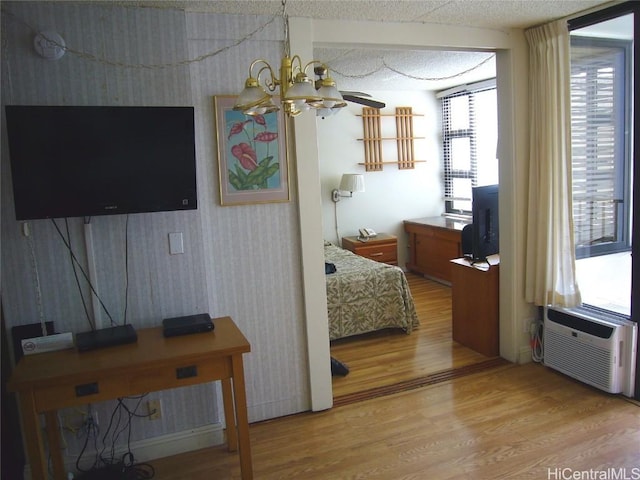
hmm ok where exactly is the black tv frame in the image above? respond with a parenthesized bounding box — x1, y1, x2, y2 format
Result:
(5, 105, 198, 221)
(471, 184, 499, 262)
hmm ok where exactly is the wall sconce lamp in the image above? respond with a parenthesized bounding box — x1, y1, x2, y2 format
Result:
(332, 174, 365, 202)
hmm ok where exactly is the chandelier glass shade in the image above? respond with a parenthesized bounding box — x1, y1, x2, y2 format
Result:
(316, 77, 345, 109)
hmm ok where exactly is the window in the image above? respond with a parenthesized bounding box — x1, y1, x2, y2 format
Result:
(440, 80, 498, 214)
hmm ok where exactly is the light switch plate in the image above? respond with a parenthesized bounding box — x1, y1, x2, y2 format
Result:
(168, 232, 184, 255)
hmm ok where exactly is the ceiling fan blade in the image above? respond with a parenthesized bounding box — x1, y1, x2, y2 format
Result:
(342, 94, 386, 109)
(339, 91, 373, 98)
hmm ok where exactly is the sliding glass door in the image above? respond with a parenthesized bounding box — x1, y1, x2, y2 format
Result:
(569, 7, 635, 318)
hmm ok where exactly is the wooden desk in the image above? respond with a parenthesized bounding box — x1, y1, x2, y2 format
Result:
(404, 217, 468, 284)
(7, 316, 252, 480)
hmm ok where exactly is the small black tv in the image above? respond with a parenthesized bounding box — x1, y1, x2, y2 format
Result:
(5, 105, 197, 221)
(471, 184, 499, 262)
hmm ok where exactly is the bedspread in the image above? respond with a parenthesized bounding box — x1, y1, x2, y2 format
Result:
(325, 243, 419, 340)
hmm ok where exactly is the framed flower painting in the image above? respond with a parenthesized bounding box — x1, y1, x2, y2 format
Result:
(214, 96, 289, 206)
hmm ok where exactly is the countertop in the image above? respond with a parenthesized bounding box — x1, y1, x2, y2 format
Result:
(403, 216, 470, 231)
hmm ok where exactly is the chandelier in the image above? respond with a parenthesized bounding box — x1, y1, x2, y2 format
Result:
(234, 0, 346, 117)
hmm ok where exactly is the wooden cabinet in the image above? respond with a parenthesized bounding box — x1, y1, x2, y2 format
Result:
(342, 234, 398, 265)
(451, 258, 499, 357)
(403, 217, 467, 284)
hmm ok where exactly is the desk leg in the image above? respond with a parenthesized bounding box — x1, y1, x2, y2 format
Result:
(45, 410, 66, 479)
(17, 392, 48, 480)
(231, 354, 253, 480)
(220, 378, 237, 452)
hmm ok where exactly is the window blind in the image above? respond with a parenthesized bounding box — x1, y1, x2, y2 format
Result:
(440, 81, 497, 214)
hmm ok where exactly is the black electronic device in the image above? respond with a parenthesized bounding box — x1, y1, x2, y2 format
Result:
(471, 184, 499, 262)
(162, 313, 214, 338)
(461, 223, 473, 258)
(75, 324, 138, 352)
(4, 105, 197, 221)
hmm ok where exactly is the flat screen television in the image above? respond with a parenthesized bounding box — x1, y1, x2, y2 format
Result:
(471, 184, 499, 262)
(5, 105, 197, 221)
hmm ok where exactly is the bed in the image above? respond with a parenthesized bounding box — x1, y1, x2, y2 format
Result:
(324, 242, 419, 341)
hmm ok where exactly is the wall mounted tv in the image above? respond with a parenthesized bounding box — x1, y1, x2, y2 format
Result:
(471, 184, 499, 262)
(5, 105, 197, 221)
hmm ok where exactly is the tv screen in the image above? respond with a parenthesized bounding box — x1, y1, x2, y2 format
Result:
(5, 105, 197, 220)
(471, 184, 499, 262)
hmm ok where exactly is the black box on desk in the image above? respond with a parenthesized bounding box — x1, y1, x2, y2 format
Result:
(162, 313, 214, 337)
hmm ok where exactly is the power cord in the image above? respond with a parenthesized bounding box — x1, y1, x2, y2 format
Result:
(74, 396, 156, 479)
(75, 413, 101, 473)
(530, 318, 544, 363)
(50, 218, 116, 328)
(63, 218, 95, 330)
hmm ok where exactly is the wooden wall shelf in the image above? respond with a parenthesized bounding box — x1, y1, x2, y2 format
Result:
(358, 161, 426, 166)
(358, 113, 425, 118)
(357, 107, 425, 171)
(357, 137, 426, 141)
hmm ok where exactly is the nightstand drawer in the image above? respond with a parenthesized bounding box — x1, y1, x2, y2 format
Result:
(342, 234, 398, 265)
(357, 243, 397, 263)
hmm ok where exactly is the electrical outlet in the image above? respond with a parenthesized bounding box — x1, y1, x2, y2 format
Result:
(522, 317, 534, 334)
(147, 400, 161, 420)
(61, 407, 98, 434)
(75, 408, 98, 437)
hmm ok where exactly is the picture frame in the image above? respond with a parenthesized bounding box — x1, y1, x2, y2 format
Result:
(214, 95, 289, 206)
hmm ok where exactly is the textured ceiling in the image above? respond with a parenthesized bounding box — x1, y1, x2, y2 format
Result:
(174, 0, 611, 30)
(315, 48, 497, 92)
(123, 0, 614, 91)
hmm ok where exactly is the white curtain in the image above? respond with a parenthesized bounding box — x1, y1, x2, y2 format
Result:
(524, 20, 582, 308)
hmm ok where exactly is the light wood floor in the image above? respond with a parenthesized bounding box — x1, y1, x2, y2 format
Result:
(151, 362, 640, 479)
(331, 272, 491, 399)
(150, 273, 640, 478)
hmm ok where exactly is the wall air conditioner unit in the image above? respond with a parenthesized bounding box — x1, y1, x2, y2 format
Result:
(544, 306, 637, 397)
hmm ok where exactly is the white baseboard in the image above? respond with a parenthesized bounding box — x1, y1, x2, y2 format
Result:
(519, 345, 532, 364)
(23, 423, 224, 479)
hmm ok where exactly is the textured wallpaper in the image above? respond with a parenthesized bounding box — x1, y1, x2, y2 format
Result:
(1, 1, 310, 457)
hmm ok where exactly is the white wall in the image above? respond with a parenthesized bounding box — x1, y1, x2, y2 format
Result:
(317, 90, 442, 269)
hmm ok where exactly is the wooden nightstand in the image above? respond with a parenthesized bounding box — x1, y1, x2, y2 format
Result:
(342, 234, 398, 265)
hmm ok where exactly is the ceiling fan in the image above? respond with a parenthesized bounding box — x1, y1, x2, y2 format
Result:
(339, 91, 386, 109)
(314, 66, 386, 109)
